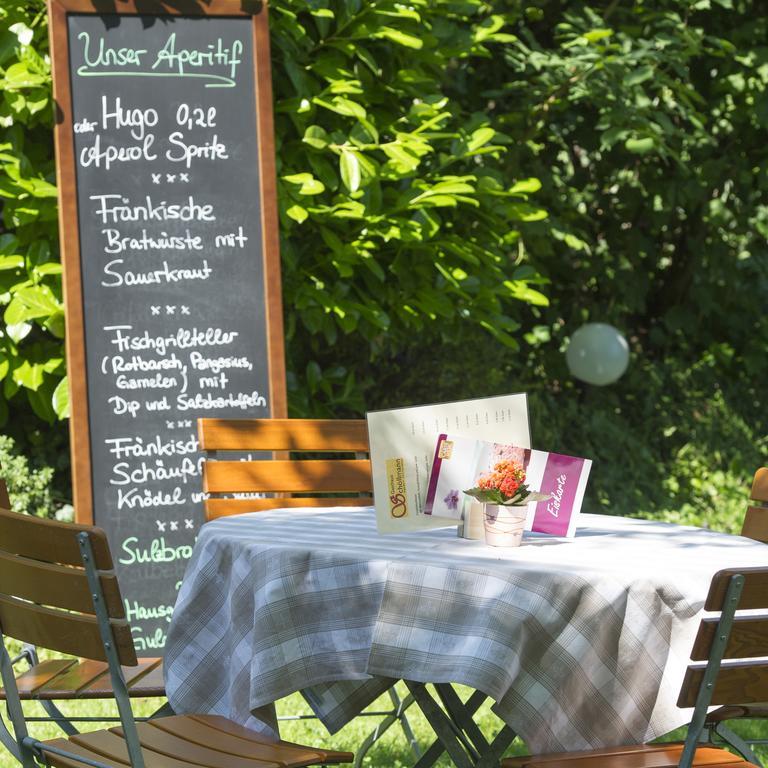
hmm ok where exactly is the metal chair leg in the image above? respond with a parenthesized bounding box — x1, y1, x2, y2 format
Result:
(0, 707, 22, 762)
(38, 700, 79, 735)
(711, 722, 764, 767)
(149, 701, 175, 719)
(352, 689, 421, 768)
(389, 688, 421, 759)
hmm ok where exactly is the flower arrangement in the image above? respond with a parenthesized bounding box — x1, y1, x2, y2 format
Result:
(464, 459, 551, 506)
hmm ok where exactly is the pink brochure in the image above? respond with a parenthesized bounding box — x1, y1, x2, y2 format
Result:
(423, 434, 592, 537)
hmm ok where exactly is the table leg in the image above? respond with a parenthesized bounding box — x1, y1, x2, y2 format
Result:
(405, 681, 476, 768)
(416, 689, 487, 766)
(409, 685, 518, 768)
(435, 683, 489, 754)
(475, 725, 518, 768)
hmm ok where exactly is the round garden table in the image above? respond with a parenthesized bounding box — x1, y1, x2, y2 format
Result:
(164, 507, 767, 763)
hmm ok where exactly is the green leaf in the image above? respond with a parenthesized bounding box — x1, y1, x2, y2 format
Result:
(625, 137, 656, 154)
(340, 149, 361, 192)
(52, 376, 70, 419)
(16, 285, 61, 316)
(372, 28, 424, 50)
(282, 173, 326, 195)
(44, 311, 66, 339)
(13, 359, 45, 391)
(313, 96, 367, 119)
(505, 281, 550, 306)
(286, 204, 309, 223)
(303, 125, 329, 150)
(508, 178, 542, 195)
(624, 66, 655, 87)
(34, 262, 63, 277)
(474, 15, 506, 43)
(0, 255, 24, 271)
(582, 28, 613, 43)
(467, 127, 496, 152)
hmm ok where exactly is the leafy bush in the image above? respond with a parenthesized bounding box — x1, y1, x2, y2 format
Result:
(363, 0, 768, 528)
(272, 0, 549, 414)
(0, 2, 64, 430)
(0, 433, 66, 517)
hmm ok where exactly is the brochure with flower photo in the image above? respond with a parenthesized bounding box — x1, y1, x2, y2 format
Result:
(367, 394, 531, 534)
(424, 435, 592, 537)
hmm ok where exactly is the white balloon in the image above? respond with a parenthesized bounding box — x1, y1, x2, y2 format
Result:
(566, 323, 629, 386)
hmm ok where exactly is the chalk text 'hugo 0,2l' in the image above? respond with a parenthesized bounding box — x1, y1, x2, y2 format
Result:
(76, 97, 229, 171)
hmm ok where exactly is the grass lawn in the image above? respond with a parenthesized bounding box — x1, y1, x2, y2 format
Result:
(0, 684, 766, 768)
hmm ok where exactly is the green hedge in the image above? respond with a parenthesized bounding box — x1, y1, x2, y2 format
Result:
(0, 0, 766, 527)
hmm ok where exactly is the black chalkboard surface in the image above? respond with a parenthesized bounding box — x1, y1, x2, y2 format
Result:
(50, 0, 285, 650)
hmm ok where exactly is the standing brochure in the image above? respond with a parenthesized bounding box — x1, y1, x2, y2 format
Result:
(367, 394, 530, 533)
(424, 434, 591, 537)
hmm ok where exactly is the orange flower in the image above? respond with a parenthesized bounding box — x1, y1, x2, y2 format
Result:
(476, 459, 526, 500)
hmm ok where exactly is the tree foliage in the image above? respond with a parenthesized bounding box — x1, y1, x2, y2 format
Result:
(365, 0, 768, 528)
(271, 0, 548, 414)
(0, 0, 766, 526)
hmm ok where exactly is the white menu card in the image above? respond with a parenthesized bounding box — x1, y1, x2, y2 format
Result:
(367, 393, 530, 533)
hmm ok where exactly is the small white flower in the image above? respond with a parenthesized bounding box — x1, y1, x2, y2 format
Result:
(9, 23, 33, 46)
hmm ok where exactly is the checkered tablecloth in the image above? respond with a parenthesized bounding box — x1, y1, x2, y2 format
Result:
(164, 508, 767, 753)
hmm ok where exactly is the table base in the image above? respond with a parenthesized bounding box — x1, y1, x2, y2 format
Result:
(405, 682, 517, 768)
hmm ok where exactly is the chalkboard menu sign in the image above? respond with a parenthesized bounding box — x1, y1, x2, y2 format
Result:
(49, 0, 286, 651)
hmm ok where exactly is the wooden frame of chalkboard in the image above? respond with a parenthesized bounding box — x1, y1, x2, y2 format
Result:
(49, 0, 287, 526)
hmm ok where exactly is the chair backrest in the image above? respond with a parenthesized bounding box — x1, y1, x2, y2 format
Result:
(198, 418, 373, 520)
(676, 566, 768, 768)
(0, 506, 146, 767)
(0, 507, 136, 666)
(741, 467, 768, 543)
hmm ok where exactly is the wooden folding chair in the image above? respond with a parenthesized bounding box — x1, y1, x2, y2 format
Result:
(0, 505, 353, 768)
(199, 418, 373, 519)
(741, 467, 768, 543)
(0, 478, 166, 749)
(198, 418, 422, 766)
(698, 468, 768, 763)
(502, 566, 768, 768)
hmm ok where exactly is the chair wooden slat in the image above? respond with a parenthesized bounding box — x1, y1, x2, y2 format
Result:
(704, 567, 768, 611)
(42, 738, 129, 768)
(187, 715, 354, 765)
(48, 716, 354, 768)
(70, 730, 197, 768)
(12, 659, 77, 695)
(741, 505, 768, 543)
(204, 459, 372, 494)
(81, 659, 164, 697)
(39, 658, 114, 696)
(0, 550, 123, 616)
(199, 418, 369, 452)
(678, 660, 768, 708)
(204, 495, 374, 519)
(2, 658, 166, 701)
(751, 467, 768, 503)
(116, 722, 289, 768)
(0, 595, 137, 666)
(691, 616, 768, 660)
(503, 744, 748, 768)
(0, 507, 113, 569)
(122, 660, 166, 698)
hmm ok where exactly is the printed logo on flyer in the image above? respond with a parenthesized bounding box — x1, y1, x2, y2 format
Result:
(385, 458, 408, 518)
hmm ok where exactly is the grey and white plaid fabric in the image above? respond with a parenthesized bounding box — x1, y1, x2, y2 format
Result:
(164, 508, 768, 752)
